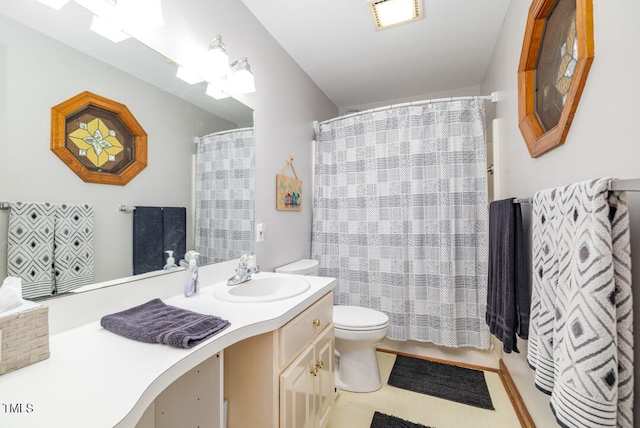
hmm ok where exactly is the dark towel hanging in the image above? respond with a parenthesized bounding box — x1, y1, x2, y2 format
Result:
(133, 207, 164, 275)
(162, 207, 187, 264)
(485, 198, 530, 353)
(133, 207, 187, 275)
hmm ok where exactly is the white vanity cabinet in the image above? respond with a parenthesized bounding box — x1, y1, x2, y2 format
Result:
(280, 324, 334, 428)
(224, 291, 335, 428)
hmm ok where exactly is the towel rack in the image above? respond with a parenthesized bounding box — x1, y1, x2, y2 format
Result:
(608, 178, 640, 192)
(0, 202, 10, 210)
(118, 205, 135, 212)
(512, 178, 640, 204)
(513, 197, 532, 204)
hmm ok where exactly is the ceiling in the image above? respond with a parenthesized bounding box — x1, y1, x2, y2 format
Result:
(241, 0, 512, 109)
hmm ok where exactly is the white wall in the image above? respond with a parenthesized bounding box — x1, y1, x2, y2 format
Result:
(200, 1, 339, 271)
(481, 0, 640, 425)
(0, 15, 232, 283)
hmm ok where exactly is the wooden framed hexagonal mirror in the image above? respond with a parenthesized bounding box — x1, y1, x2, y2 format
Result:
(51, 91, 147, 185)
(518, 0, 594, 158)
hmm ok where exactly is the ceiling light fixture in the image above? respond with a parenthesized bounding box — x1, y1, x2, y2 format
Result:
(229, 57, 255, 94)
(367, 0, 422, 30)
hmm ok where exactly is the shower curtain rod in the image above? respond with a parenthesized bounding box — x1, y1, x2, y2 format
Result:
(513, 178, 640, 203)
(316, 92, 498, 127)
(195, 126, 254, 143)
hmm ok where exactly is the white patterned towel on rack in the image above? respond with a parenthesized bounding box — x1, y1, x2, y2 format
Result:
(527, 178, 633, 428)
(7, 202, 94, 299)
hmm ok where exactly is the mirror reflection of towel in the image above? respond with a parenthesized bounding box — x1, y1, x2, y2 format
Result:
(133, 207, 186, 275)
(7, 202, 94, 299)
(54, 203, 94, 294)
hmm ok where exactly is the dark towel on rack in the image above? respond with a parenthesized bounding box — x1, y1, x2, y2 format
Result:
(485, 198, 530, 353)
(133, 207, 187, 275)
(100, 298, 231, 349)
(162, 207, 187, 264)
(133, 207, 164, 275)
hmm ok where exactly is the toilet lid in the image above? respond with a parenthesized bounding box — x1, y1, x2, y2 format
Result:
(275, 259, 319, 275)
(333, 306, 389, 330)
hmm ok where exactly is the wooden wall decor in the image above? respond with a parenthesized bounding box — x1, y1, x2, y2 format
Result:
(51, 91, 147, 185)
(276, 154, 302, 211)
(518, 0, 594, 158)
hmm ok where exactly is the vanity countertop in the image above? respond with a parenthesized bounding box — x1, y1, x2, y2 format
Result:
(0, 272, 336, 428)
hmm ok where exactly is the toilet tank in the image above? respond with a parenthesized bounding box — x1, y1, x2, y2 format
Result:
(275, 259, 319, 276)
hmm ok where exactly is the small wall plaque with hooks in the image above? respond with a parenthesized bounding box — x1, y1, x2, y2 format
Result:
(276, 153, 302, 211)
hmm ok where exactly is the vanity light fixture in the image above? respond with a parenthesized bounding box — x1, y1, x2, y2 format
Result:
(90, 14, 130, 42)
(229, 57, 256, 94)
(205, 81, 230, 100)
(201, 36, 230, 81)
(176, 66, 204, 85)
(37, 0, 70, 10)
(78, 0, 164, 42)
(367, 0, 423, 30)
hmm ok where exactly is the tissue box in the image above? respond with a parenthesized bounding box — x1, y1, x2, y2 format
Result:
(0, 305, 50, 376)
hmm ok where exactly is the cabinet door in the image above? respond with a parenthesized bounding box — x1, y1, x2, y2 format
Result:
(280, 344, 315, 428)
(314, 326, 335, 428)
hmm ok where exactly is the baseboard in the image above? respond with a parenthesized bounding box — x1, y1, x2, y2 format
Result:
(498, 359, 535, 428)
(376, 348, 499, 373)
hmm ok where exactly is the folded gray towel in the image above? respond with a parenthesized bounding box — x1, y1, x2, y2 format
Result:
(101, 298, 230, 349)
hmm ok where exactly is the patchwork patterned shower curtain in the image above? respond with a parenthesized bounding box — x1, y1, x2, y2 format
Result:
(312, 99, 490, 349)
(195, 128, 255, 265)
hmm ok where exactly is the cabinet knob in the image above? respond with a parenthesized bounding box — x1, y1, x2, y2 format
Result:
(312, 318, 321, 327)
(316, 361, 324, 369)
(310, 368, 319, 377)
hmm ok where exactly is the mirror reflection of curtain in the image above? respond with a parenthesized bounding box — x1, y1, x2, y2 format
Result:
(195, 128, 255, 265)
(312, 99, 490, 349)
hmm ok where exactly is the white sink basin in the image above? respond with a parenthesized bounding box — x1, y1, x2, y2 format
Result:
(214, 275, 311, 302)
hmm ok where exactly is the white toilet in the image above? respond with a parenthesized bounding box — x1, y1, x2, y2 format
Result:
(333, 306, 389, 392)
(275, 259, 390, 393)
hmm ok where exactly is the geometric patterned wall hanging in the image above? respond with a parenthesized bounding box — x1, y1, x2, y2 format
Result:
(51, 91, 147, 185)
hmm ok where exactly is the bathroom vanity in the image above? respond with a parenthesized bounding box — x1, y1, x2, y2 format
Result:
(0, 260, 336, 428)
(224, 291, 335, 427)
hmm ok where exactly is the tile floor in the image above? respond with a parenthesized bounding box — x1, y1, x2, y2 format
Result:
(328, 351, 522, 428)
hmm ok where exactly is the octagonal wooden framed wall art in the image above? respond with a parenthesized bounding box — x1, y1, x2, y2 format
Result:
(51, 91, 147, 185)
(518, 0, 594, 158)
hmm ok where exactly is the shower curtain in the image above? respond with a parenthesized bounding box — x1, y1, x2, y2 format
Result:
(312, 99, 490, 349)
(195, 128, 255, 265)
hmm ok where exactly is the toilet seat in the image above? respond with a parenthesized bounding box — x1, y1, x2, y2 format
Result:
(333, 306, 389, 331)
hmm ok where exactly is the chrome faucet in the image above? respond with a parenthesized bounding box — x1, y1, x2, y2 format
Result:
(227, 254, 260, 286)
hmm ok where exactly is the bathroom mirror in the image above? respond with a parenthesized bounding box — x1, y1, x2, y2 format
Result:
(0, 2, 255, 299)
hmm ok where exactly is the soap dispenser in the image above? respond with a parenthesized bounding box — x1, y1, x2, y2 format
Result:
(184, 252, 200, 297)
(164, 250, 178, 271)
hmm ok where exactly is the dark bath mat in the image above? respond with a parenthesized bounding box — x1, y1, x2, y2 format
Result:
(370, 411, 433, 428)
(387, 355, 494, 410)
